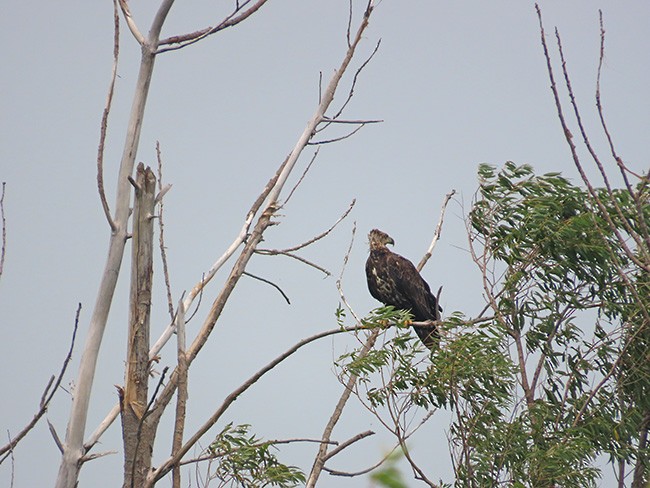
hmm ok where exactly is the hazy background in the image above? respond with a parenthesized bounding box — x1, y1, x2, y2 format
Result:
(1, 1, 648, 486)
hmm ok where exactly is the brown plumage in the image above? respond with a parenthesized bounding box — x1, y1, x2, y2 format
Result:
(365, 229, 440, 349)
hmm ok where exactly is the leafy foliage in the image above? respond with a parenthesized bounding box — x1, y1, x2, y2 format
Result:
(206, 423, 305, 487)
(340, 162, 649, 487)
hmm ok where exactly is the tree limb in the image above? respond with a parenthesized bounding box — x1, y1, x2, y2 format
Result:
(417, 189, 455, 272)
(0, 304, 81, 461)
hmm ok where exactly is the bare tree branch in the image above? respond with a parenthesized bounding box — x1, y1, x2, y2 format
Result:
(156, 141, 175, 321)
(157, 0, 271, 53)
(255, 199, 355, 277)
(0, 303, 81, 461)
(82, 3, 381, 480)
(256, 250, 332, 277)
(323, 430, 374, 461)
(171, 299, 187, 488)
(150, 323, 378, 483)
(594, 12, 650, 251)
(417, 189, 456, 272)
(0, 182, 5, 280)
(143, 12, 380, 470)
(308, 123, 368, 145)
(336, 222, 362, 323)
(242, 271, 291, 304)
(535, 4, 649, 272)
(5, 432, 14, 488)
(84, 157, 291, 453)
(320, 39, 382, 130)
(47, 418, 64, 454)
(56, 2, 176, 485)
(96, 0, 120, 231)
(118, 0, 145, 45)
(283, 148, 320, 206)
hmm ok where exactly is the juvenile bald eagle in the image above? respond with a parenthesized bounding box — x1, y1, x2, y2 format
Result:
(365, 229, 441, 349)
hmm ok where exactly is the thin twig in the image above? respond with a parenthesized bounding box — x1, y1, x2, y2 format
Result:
(323, 448, 393, 477)
(321, 39, 382, 129)
(417, 189, 456, 272)
(346, 0, 353, 48)
(594, 11, 650, 251)
(0, 303, 81, 460)
(172, 299, 187, 488)
(255, 250, 332, 277)
(47, 418, 64, 454)
(284, 148, 320, 206)
(157, 0, 270, 53)
(320, 117, 384, 124)
(6, 431, 14, 488)
(554, 26, 647, 262)
(156, 141, 175, 320)
(96, 0, 120, 231)
(271, 200, 356, 253)
(79, 450, 118, 463)
(242, 271, 291, 304)
(309, 124, 367, 145)
(336, 222, 362, 325)
(0, 182, 6, 280)
(184, 274, 204, 324)
(323, 430, 374, 461)
(535, 5, 649, 272)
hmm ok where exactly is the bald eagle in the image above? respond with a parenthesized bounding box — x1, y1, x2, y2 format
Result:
(365, 229, 441, 349)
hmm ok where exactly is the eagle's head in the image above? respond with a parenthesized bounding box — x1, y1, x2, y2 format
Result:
(368, 228, 394, 251)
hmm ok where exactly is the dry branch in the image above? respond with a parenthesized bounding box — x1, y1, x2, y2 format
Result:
(417, 190, 456, 272)
(146, 9, 380, 481)
(171, 299, 187, 488)
(255, 199, 356, 276)
(155, 142, 175, 320)
(0, 303, 81, 461)
(242, 271, 291, 304)
(75, 4, 380, 486)
(0, 182, 5, 280)
(118, 0, 145, 45)
(149, 323, 379, 483)
(56, 4, 175, 486)
(96, 0, 120, 231)
(323, 430, 374, 461)
(157, 0, 271, 53)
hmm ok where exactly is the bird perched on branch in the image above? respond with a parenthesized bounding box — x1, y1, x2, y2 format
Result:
(365, 229, 441, 349)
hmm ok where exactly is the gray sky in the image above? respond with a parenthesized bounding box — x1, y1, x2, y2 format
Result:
(1, 1, 649, 486)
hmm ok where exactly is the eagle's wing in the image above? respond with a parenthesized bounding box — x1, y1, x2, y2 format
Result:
(385, 252, 440, 348)
(385, 252, 438, 321)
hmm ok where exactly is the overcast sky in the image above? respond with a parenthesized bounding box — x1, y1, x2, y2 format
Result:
(1, 1, 649, 487)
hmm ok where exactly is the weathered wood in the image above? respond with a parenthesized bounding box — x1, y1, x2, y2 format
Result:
(121, 163, 156, 488)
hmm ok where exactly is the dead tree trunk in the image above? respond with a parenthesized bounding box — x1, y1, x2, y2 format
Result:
(120, 163, 156, 488)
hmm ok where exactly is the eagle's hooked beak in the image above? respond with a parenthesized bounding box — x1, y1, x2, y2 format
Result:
(387, 237, 395, 246)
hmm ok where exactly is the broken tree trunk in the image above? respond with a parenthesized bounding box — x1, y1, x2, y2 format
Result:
(121, 163, 156, 488)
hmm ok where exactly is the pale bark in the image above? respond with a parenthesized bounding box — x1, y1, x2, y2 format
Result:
(54, 3, 174, 487)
